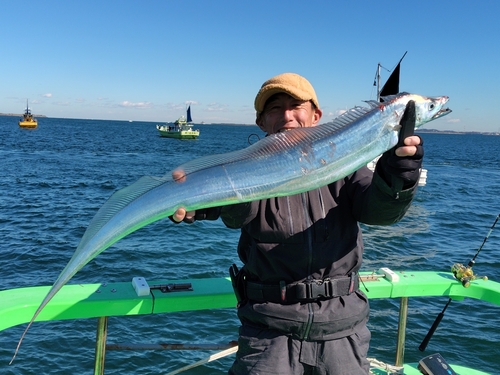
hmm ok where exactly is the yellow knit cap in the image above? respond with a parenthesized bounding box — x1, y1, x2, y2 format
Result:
(254, 73, 320, 115)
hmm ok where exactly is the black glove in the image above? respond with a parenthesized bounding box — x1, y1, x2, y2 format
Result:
(377, 136, 424, 189)
(168, 207, 222, 224)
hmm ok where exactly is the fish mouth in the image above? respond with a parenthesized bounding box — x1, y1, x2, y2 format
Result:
(432, 107, 452, 120)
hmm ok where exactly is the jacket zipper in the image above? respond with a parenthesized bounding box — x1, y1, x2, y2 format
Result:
(300, 192, 314, 340)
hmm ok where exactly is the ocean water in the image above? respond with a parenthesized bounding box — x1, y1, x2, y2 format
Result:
(1, 116, 499, 374)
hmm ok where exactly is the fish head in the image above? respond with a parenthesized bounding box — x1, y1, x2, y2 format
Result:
(403, 93, 452, 127)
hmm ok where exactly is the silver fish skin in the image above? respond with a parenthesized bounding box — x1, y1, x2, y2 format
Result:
(12, 92, 450, 361)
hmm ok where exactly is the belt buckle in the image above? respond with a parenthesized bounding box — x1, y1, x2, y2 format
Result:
(305, 280, 329, 300)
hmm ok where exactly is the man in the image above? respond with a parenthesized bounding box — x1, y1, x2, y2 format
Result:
(172, 73, 423, 374)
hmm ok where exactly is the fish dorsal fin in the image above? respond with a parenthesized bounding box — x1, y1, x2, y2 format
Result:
(378, 92, 410, 103)
(170, 148, 252, 176)
(168, 127, 323, 177)
(364, 100, 381, 108)
(173, 111, 368, 177)
(77, 175, 169, 248)
(321, 105, 374, 130)
(170, 98, 387, 177)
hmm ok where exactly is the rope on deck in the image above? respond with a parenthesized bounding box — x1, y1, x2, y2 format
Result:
(163, 346, 238, 375)
(368, 357, 405, 374)
(161, 345, 405, 375)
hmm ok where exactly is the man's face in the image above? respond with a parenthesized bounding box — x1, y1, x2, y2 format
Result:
(256, 93, 322, 135)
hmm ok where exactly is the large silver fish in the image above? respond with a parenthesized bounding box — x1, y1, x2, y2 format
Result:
(12, 92, 451, 361)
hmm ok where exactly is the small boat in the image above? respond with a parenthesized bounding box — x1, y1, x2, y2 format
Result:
(18, 100, 38, 129)
(367, 52, 428, 186)
(156, 105, 200, 139)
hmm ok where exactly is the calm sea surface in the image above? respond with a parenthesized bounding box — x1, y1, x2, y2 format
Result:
(1, 116, 499, 374)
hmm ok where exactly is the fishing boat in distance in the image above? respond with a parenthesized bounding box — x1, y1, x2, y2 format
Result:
(366, 52, 428, 186)
(156, 105, 200, 139)
(18, 100, 38, 129)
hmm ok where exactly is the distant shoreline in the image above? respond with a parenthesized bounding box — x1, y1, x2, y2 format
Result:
(1, 113, 498, 135)
(416, 129, 500, 136)
(0, 113, 47, 118)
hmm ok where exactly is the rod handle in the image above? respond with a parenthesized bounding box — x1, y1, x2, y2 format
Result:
(397, 100, 416, 147)
(419, 312, 444, 352)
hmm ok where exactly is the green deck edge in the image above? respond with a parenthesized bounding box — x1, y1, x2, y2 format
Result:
(0, 277, 237, 331)
(372, 363, 490, 375)
(2, 271, 499, 332)
(1, 271, 498, 375)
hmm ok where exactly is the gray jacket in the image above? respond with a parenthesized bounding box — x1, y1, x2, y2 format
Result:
(219, 165, 418, 340)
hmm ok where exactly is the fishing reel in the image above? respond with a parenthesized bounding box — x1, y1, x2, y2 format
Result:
(451, 263, 488, 288)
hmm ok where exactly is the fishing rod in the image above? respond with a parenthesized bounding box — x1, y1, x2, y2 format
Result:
(419, 212, 500, 352)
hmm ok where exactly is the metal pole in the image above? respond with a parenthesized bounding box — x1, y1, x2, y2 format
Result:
(106, 342, 237, 351)
(376, 63, 381, 101)
(395, 297, 408, 367)
(94, 316, 108, 375)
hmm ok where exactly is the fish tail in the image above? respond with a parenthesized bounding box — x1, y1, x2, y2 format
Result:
(10, 317, 36, 364)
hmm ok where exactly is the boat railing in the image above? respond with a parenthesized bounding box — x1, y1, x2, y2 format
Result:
(2, 270, 499, 374)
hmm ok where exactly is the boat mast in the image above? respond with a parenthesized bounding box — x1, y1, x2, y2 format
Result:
(375, 62, 389, 102)
(376, 64, 381, 102)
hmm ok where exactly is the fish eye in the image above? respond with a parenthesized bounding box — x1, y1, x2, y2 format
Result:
(429, 103, 435, 110)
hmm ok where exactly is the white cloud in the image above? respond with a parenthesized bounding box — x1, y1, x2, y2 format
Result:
(119, 101, 153, 109)
(42, 93, 52, 98)
(206, 102, 228, 112)
(53, 101, 71, 106)
(446, 118, 461, 123)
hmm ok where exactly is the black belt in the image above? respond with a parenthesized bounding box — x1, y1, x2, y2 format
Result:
(245, 273, 359, 304)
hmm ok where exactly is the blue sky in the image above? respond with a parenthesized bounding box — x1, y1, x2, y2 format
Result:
(2, 0, 499, 132)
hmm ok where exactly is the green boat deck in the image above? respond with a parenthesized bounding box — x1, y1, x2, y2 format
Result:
(2, 270, 498, 374)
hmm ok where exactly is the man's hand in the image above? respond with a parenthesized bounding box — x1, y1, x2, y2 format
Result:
(377, 135, 424, 189)
(169, 169, 220, 223)
(170, 169, 196, 223)
(171, 207, 196, 223)
(395, 135, 421, 157)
